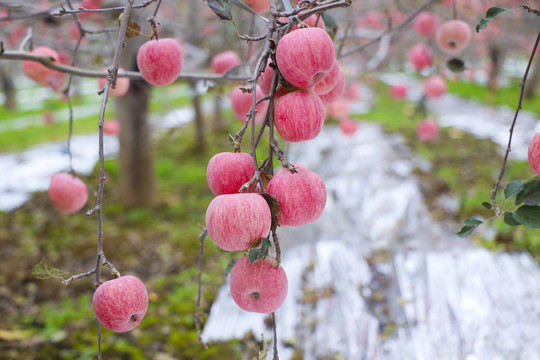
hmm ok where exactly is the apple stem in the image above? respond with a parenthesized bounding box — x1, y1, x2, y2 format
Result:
(251, 292, 260, 299)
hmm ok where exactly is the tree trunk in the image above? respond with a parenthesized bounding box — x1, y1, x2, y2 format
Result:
(0, 62, 16, 110)
(190, 80, 207, 152)
(213, 87, 223, 131)
(525, 54, 540, 99)
(116, 38, 157, 208)
(488, 45, 502, 90)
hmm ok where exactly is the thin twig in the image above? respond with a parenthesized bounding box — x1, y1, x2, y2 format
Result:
(53, 0, 156, 16)
(272, 312, 279, 360)
(195, 225, 209, 349)
(490, 29, 540, 216)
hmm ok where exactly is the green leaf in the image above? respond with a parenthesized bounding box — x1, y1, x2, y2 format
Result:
(476, 7, 506, 33)
(322, 12, 338, 39)
(32, 257, 70, 280)
(504, 211, 521, 226)
(512, 205, 540, 228)
(224, 258, 237, 276)
(515, 180, 540, 205)
(206, 0, 233, 21)
(456, 217, 483, 237)
(447, 58, 465, 73)
(504, 179, 526, 199)
(482, 202, 492, 210)
(248, 237, 272, 264)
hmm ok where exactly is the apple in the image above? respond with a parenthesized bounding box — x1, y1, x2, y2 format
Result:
(136, 38, 183, 86)
(42, 111, 54, 125)
(205, 193, 271, 251)
(229, 255, 288, 314)
(327, 98, 350, 121)
(206, 152, 256, 195)
(211, 50, 241, 74)
(258, 61, 275, 96)
(276, 27, 335, 89)
(48, 173, 88, 214)
(266, 169, 326, 226)
(408, 43, 433, 72)
(413, 12, 439, 37)
(230, 85, 269, 124)
(424, 75, 447, 99)
(318, 66, 345, 105)
(22, 46, 60, 84)
(92, 275, 148, 332)
(103, 119, 121, 135)
(416, 118, 439, 141)
(313, 58, 340, 96)
(339, 119, 359, 136)
(390, 83, 408, 100)
(345, 82, 361, 101)
(274, 90, 325, 142)
(528, 132, 540, 176)
(435, 20, 472, 55)
(243, 0, 270, 13)
(98, 67, 130, 97)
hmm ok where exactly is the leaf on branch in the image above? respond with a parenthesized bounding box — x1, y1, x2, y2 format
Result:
(504, 211, 521, 226)
(125, 20, 141, 39)
(481, 202, 492, 210)
(447, 58, 465, 73)
(456, 217, 483, 237)
(512, 205, 540, 228)
(32, 257, 70, 280)
(261, 193, 280, 231)
(248, 237, 272, 264)
(206, 0, 233, 21)
(515, 180, 540, 205)
(260, 171, 273, 189)
(504, 179, 526, 199)
(476, 7, 506, 33)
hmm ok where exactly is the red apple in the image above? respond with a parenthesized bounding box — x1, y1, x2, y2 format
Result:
(416, 118, 439, 141)
(276, 27, 335, 88)
(435, 20, 472, 55)
(327, 98, 350, 121)
(98, 67, 130, 97)
(211, 50, 241, 74)
(345, 82, 361, 100)
(528, 132, 540, 176)
(424, 75, 447, 99)
(230, 85, 269, 124)
(313, 58, 340, 96)
(136, 38, 183, 86)
(266, 169, 326, 226)
(390, 83, 408, 100)
(22, 46, 60, 84)
(42, 111, 54, 125)
(339, 119, 359, 136)
(206, 152, 256, 195)
(274, 90, 325, 142)
(229, 255, 288, 313)
(413, 12, 439, 38)
(318, 66, 345, 105)
(103, 119, 121, 135)
(92, 275, 148, 332)
(205, 193, 271, 251)
(408, 43, 433, 72)
(243, 0, 270, 13)
(48, 173, 88, 214)
(258, 61, 275, 96)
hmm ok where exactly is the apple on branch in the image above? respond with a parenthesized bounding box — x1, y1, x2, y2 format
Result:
(136, 38, 184, 86)
(48, 173, 89, 214)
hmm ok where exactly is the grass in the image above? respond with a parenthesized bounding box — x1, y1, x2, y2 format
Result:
(355, 79, 540, 259)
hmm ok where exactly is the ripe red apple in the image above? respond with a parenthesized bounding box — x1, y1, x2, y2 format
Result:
(211, 50, 241, 74)
(408, 43, 433, 72)
(243, 0, 270, 13)
(435, 20, 472, 55)
(206, 152, 256, 195)
(98, 67, 130, 97)
(136, 38, 183, 86)
(229, 255, 288, 314)
(230, 85, 269, 124)
(413, 12, 439, 37)
(274, 90, 325, 142)
(345, 82, 361, 101)
(48, 173, 88, 214)
(318, 66, 345, 105)
(416, 118, 439, 141)
(424, 75, 447, 99)
(390, 83, 408, 100)
(92, 275, 148, 332)
(205, 193, 271, 251)
(327, 98, 350, 121)
(313, 58, 340, 96)
(528, 132, 540, 176)
(276, 27, 335, 88)
(266, 169, 326, 226)
(22, 46, 60, 84)
(103, 119, 121, 135)
(339, 119, 359, 136)
(258, 61, 274, 96)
